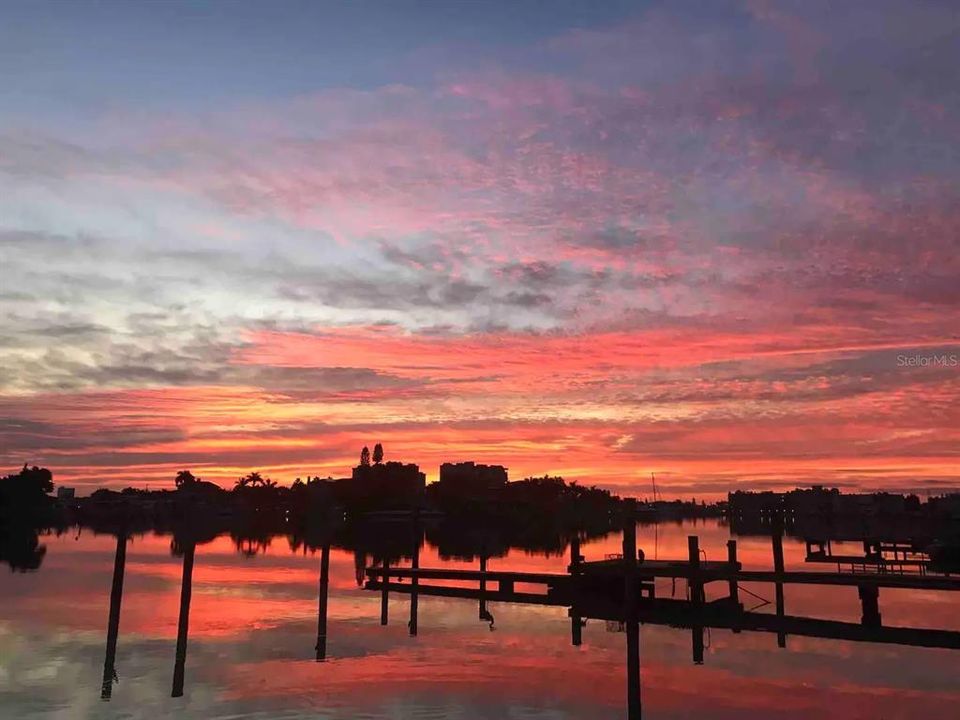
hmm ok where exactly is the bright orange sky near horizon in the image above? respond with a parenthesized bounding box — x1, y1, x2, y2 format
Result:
(2, 2, 959, 499)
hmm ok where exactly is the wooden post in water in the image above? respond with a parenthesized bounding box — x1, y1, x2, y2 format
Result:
(479, 554, 489, 619)
(772, 523, 786, 648)
(687, 536, 704, 603)
(726, 540, 739, 604)
(101, 531, 127, 700)
(626, 614, 641, 720)
(380, 558, 390, 626)
(409, 514, 420, 637)
(172, 541, 195, 698)
(858, 585, 881, 627)
(316, 543, 330, 661)
(623, 500, 641, 719)
(623, 500, 638, 603)
(727, 539, 742, 634)
(569, 533, 583, 645)
(571, 613, 583, 646)
(688, 535, 705, 664)
(570, 535, 582, 573)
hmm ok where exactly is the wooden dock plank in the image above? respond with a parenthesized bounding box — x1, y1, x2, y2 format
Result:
(366, 564, 960, 591)
(366, 579, 960, 650)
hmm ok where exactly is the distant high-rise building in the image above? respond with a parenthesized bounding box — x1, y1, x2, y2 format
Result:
(437, 461, 508, 498)
(337, 461, 426, 509)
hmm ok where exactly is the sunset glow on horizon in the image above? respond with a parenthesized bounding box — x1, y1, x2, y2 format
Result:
(2, 1, 959, 498)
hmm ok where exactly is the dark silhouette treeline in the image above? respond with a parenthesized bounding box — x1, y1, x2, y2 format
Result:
(4, 458, 958, 573)
(0, 458, 627, 572)
(726, 487, 960, 556)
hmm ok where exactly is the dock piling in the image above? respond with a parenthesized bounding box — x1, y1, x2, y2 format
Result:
(688, 536, 705, 664)
(410, 515, 420, 636)
(172, 541, 195, 698)
(479, 555, 489, 620)
(380, 559, 389, 626)
(570, 535, 582, 574)
(623, 501, 639, 607)
(859, 585, 882, 627)
(101, 532, 127, 700)
(316, 543, 330, 660)
(772, 525, 786, 648)
(726, 540, 739, 604)
(623, 501, 642, 717)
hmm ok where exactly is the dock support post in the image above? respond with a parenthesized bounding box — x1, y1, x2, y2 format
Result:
(380, 559, 389, 626)
(101, 531, 127, 700)
(726, 540, 739, 604)
(479, 554, 488, 618)
(772, 524, 786, 648)
(316, 543, 330, 660)
(172, 541, 195, 698)
(858, 585, 881, 627)
(688, 535, 705, 664)
(623, 500, 641, 718)
(687, 536, 704, 604)
(623, 500, 638, 603)
(569, 530, 584, 646)
(626, 614, 641, 719)
(409, 513, 420, 636)
(727, 539, 741, 633)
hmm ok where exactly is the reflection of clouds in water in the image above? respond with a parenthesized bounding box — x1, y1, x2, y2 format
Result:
(1, 523, 959, 718)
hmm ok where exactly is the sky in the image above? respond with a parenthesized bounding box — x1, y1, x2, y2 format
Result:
(1, 0, 958, 497)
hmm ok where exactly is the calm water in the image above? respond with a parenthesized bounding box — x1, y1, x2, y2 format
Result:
(2, 519, 958, 719)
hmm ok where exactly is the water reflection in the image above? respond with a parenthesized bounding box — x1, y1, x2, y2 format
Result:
(100, 531, 126, 700)
(316, 543, 330, 661)
(365, 514, 960, 719)
(0, 521, 47, 571)
(2, 520, 959, 719)
(170, 539, 195, 698)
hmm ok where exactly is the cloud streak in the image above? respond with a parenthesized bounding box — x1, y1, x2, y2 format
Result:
(1, 1, 958, 496)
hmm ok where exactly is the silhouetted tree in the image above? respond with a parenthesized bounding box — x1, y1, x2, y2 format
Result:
(174, 470, 198, 489)
(373, 443, 384, 464)
(360, 446, 371, 467)
(0, 465, 54, 509)
(236, 471, 263, 490)
(234, 471, 278, 494)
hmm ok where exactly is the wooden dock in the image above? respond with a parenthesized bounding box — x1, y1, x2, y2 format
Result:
(365, 578, 960, 651)
(363, 512, 960, 720)
(803, 538, 935, 575)
(367, 525, 960, 646)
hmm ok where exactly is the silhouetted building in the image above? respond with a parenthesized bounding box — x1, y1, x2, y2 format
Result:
(437, 462, 508, 499)
(728, 490, 782, 517)
(331, 461, 425, 510)
(57, 486, 75, 500)
(729, 487, 919, 520)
